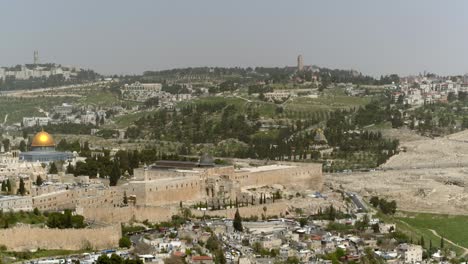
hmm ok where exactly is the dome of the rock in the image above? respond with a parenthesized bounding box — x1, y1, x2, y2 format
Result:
(31, 131, 55, 147)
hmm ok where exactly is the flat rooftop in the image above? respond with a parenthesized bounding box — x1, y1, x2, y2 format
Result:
(130, 175, 198, 184)
(237, 164, 296, 173)
(0, 195, 30, 201)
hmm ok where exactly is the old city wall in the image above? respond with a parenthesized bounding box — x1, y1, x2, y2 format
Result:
(0, 224, 121, 251)
(134, 168, 201, 181)
(79, 202, 289, 225)
(32, 190, 75, 211)
(192, 202, 290, 219)
(234, 164, 323, 190)
(201, 166, 235, 177)
(77, 205, 177, 224)
(32, 187, 122, 211)
(126, 176, 203, 206)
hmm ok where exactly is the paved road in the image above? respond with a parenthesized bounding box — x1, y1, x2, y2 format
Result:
(347, 192, 366, 212)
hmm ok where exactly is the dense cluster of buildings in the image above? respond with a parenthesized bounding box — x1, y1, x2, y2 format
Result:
(103, 206, 430, 264)
(392, 76, 468, 106)
(0, 64, 79, 81)
(120, 82, 198, 108)
(0, 52, 80, 81)
(0, 130, 323, 215)
(22, 103, 112, 128)
(120, 82, 163, 102)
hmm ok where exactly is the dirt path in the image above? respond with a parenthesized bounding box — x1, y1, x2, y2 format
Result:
(428, 229, 468, 257)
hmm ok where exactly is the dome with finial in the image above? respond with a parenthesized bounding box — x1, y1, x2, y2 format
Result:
(31, 130, 55, 147)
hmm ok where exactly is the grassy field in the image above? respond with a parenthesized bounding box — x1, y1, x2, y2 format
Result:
(376, 211, 466, 255)
(0, 96, 78, 124)
(181, 96, 279, 118)
(110, 109, 159, 128)
(283, 94, 371, 113)
(78, 89, 120, 107)
(396, 212, 468, 249)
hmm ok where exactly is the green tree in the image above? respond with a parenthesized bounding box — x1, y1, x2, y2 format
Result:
(206, 235, 221, 252)
(6, 179, 11, 194)
(119, 236, 131, 248)
(371, 223, 380, 233)
(33, 207, 41, 216)
(96, 254, 111, 264)
(1, 139, 10, 152)
(18, 178, 26, 195)
(66, 162, 74, 174)
(19, 140, 27, 152)
(123, 191, 128, 205)
(36, 176, 44, 186)
(64, 209, 73, 228)
(299, 218, 307, 227)
(109, 161, 121, 186)
(370, 196, 380, 207)
(462, 117, 468, 129)
(233, 209, 243, 232)
(448, 92, 457, 102)
(215, 249, 226, 264)
(49, 162, 58, 174)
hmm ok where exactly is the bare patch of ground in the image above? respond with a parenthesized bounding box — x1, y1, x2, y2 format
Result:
(327, 129, 468, 215)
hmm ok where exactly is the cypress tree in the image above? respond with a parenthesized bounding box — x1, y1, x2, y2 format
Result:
(49, 162, 58, 174)
(109, 161, 121, 186)
(36, 176, 44, 186)
(123, 191, 128, 205)
(233, 209, 243, 232)
(66, 162, 74, 174)
(18, 178, 26, 196)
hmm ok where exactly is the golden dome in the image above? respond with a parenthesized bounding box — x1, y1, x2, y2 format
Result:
(31, 131, 55, 147)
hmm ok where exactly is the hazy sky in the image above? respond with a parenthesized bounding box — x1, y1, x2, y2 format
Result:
(1, 0, 468, 76)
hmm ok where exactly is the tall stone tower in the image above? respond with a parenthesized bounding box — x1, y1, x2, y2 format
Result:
(297, 55, 304, 71)
(34, 50, 39, 65)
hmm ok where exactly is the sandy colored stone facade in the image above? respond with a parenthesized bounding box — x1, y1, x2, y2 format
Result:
(124, 162, 323, 207)
(0, 224, 121, 251)
(3, 161, 323, 225)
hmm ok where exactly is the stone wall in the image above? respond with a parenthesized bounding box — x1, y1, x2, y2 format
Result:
(125, 176, 203, 206)
(234, 163, 323, 190)
(192, 202, 290, 219)
(0, 224, 121, 251)
(32, 187, 122, 211)
(79, 202, 289, 224)
(77, 205, 177, 224)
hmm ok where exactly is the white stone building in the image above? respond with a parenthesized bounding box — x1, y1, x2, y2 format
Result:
(398, 244, 423, 263)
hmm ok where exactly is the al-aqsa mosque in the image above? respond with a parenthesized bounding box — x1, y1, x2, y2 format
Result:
(19, 130, 73, 163)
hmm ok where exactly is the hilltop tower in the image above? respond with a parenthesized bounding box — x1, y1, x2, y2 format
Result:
(297, 55, 304, 71)
(33, 50, 39, 65)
